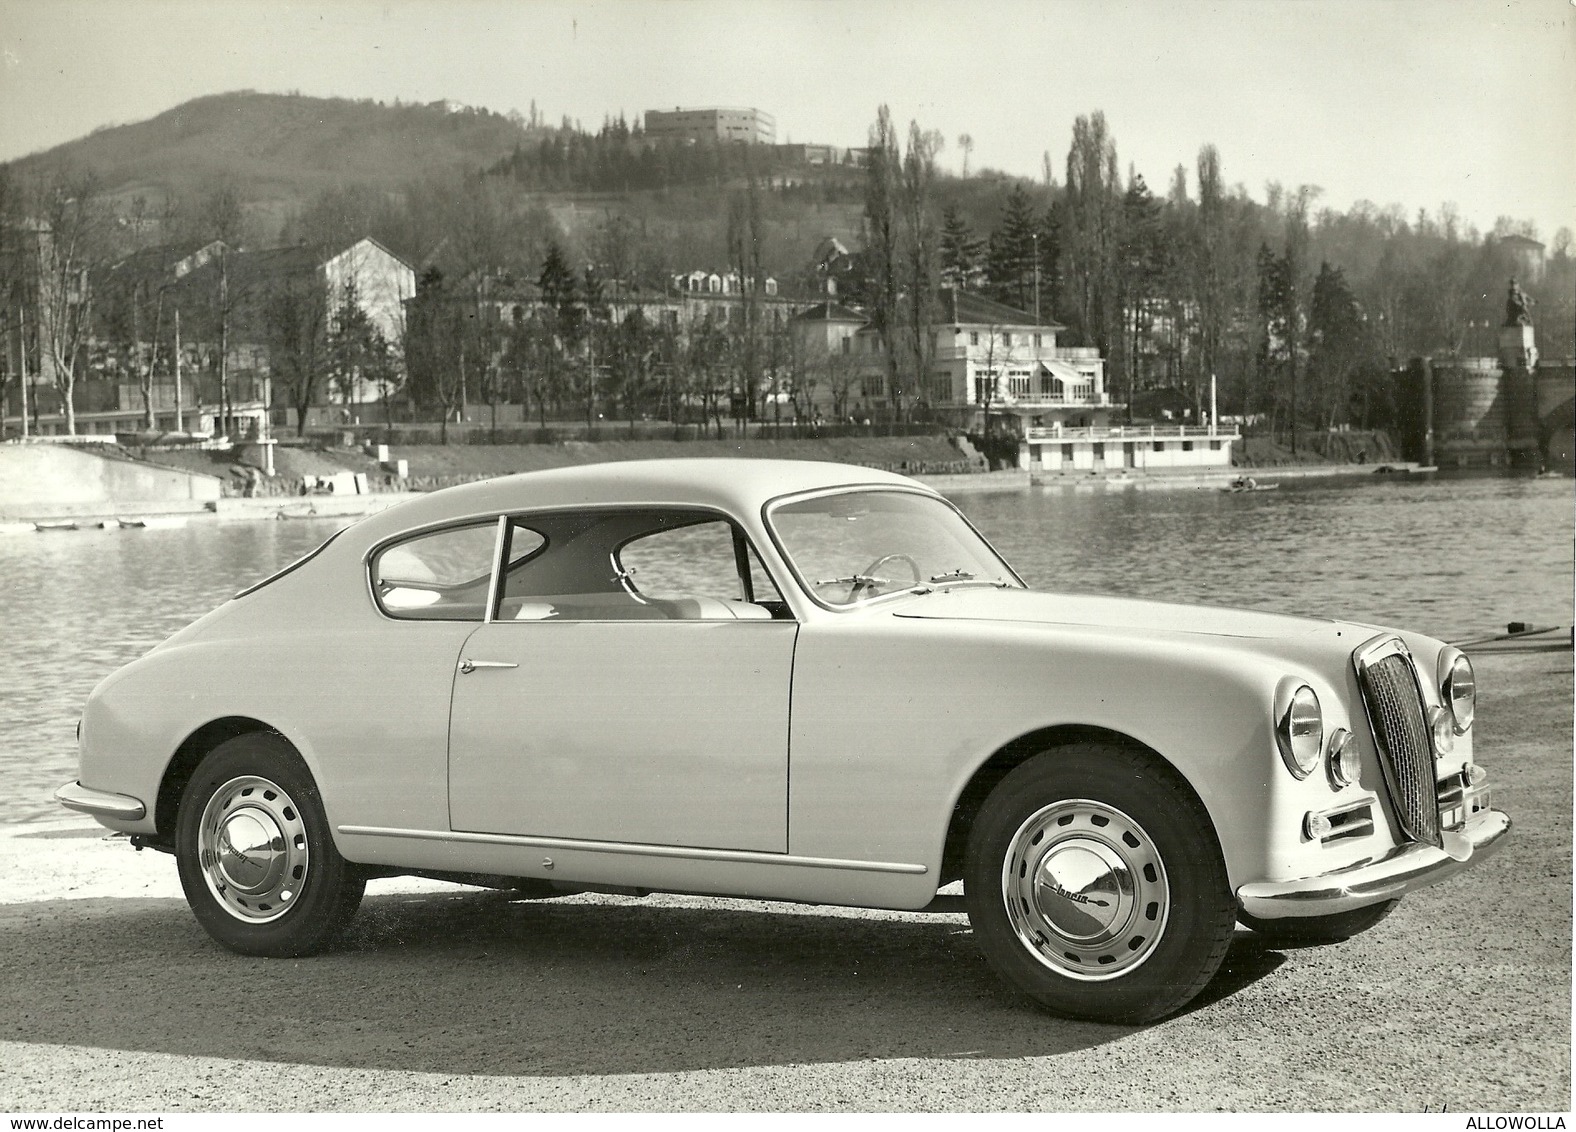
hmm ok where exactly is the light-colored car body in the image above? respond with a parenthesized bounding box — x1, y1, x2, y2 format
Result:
(59, 459, 1509, 1018)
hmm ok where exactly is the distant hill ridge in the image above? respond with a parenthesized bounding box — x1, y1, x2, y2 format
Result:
(7, 90, 535, 204)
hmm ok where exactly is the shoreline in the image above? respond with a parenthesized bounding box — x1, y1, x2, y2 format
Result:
(1, 459, 1452, 530)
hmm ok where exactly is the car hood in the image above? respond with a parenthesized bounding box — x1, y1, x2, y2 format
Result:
(892, 585, 1343, 641)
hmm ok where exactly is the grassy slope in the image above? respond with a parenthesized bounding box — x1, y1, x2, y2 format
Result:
(11, 92, 531, 209)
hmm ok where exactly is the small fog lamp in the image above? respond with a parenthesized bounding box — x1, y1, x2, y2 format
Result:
(1276, 682, 1324, 779)
(1429, 706, 1456, 756)
(1440, 652, 1476, 734)
(1305, 812, 1334, 840)
(1326, 728, 1361, 789)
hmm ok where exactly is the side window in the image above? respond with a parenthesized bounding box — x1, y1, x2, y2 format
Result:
(372, 521, 499, 620)
(619, 520, 742, 602)
(494, 509, 779, 621)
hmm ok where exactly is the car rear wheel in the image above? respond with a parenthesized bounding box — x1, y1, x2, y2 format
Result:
(1239, 899, 1399, 946)
(964, 743, 1236, 1024)
(175, 732, 364, 957)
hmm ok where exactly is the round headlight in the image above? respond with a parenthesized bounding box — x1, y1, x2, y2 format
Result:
(1440, 652, 1476, 734)
(1276, 682, 1324, 779)
(1327, 728, 1361, 789)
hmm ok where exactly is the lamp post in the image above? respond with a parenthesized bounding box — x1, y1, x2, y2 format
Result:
(1031, 232, 1041, 327)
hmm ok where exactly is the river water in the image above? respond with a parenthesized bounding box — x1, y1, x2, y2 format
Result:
(3, 473, 1569, 824)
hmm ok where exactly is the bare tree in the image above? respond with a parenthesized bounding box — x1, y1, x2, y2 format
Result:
(30, 172, 106, 435)
(863, 106, 903, 420)
(957, 133, 974, 179)
(900, 123, 943, 421)
(263, 274, 330, 437)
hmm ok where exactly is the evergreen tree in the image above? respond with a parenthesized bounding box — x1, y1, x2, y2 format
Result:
(939, 204, 983, 291)
(985, 185, 1039, 311)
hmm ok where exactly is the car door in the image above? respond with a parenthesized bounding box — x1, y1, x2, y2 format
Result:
(446, 509, 796, 853)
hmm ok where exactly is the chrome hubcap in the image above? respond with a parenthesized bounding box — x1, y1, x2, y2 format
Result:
(198, 775, 309, 923)
(1002, 798, 1170, 981)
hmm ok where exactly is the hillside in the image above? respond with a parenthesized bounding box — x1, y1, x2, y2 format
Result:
(8, 91, 534, 215)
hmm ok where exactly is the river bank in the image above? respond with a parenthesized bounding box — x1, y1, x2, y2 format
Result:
(0, 459, 1450, 532)
(2, 643, 1565, 1111)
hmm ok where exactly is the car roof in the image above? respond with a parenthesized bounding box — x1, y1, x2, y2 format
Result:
(349, 458, 935, 543)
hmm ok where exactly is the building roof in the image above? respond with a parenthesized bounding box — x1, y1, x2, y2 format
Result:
(792, 301, 866, 323)
(938, 287, 1065, 330)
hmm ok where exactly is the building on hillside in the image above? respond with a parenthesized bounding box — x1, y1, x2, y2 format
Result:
(838, 288, 1235, 472)
(644, 107, 776, 145)
(1498, 234, 1546, 284)
(771, 144, 869, 168)
(2, 235, 416, 439)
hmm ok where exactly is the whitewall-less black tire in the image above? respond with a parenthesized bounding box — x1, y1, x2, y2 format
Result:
(964, 743, 1237, 1024)
(175, 733, 364, 957)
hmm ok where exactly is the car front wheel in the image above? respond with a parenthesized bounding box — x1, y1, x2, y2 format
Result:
(964, 743, 1236, 1024)
(175, 733, 364, 957)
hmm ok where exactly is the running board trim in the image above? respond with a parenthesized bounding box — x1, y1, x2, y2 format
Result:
(337, 824, 929, 875)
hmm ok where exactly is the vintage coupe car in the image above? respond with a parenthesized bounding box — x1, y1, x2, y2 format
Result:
(58, 459, 1509, 1023)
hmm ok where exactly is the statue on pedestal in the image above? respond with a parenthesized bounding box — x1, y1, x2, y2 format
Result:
(1504, 277, 1534, 327)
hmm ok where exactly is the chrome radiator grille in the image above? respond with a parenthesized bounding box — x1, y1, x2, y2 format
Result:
(1356, 644, 1439, 846)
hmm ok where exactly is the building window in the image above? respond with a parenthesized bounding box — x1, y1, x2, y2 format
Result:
(1008, 375, 1031, 397)
(1003, 332, 1013, 346)
(1033, 333, 1042, 348)
(841, 337, 851, 355)
(1182, 441, 1194, 452)
(969, 331, 979, 346)
(1155, 442, 1166, 452)
(1061, 444, 1074, 461)
(1209, 440, 1222, 450)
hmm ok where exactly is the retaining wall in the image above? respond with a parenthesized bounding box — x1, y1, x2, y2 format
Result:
(0, 443, 221, 519)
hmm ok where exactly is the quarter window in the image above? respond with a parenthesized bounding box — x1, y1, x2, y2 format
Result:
(373, 521, 503, 620)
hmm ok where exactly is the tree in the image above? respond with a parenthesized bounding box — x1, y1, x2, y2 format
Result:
(1116, 171, 1166, 414)
(1063, 113, 1123, 370)
(29, 172, 107, 435)
(939, 204, 983, 291)
(957, 133, 974, 179)
(1308, 260, 1368, 428)
(985, 185, 1040, 311)
(580, 265, 609, 425)
(327, 278, 379, 408)
(535, 241, 580, 424)
(862, 106, 903, 419)
(900, 122, 943, 420)
(263, 274, 329, 437)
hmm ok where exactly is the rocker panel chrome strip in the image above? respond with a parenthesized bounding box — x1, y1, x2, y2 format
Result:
(338, 824, 929, 875)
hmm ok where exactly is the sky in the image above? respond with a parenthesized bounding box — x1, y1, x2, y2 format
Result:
(1, 0, 1572, 241)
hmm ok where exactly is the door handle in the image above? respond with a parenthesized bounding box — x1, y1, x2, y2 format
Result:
(459, 658, 519, 674)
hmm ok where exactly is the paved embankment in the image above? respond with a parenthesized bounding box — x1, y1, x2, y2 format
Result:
(0, 646, 1566, 1112)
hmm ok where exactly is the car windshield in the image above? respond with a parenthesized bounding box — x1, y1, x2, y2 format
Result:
(769, 489, 1020, 607)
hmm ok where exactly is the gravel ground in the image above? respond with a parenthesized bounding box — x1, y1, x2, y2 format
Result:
(1, 648, 1567, 1113)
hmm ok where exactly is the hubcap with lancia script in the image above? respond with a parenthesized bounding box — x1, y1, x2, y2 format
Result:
(1002, 798, 1171, 980)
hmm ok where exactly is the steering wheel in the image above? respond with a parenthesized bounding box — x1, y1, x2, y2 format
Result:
(858, 553, 922, 595)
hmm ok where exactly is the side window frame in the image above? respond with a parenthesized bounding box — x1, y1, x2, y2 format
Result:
(492, 504, 792, 622)
(367, 515, 507, 623)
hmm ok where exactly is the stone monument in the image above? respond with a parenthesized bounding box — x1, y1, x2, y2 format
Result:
(1498, 279, 1541, 464)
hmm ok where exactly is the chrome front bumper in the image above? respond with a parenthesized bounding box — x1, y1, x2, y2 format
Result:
(55, 781, 146, 822)
(1236, 808, 1511, 919)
